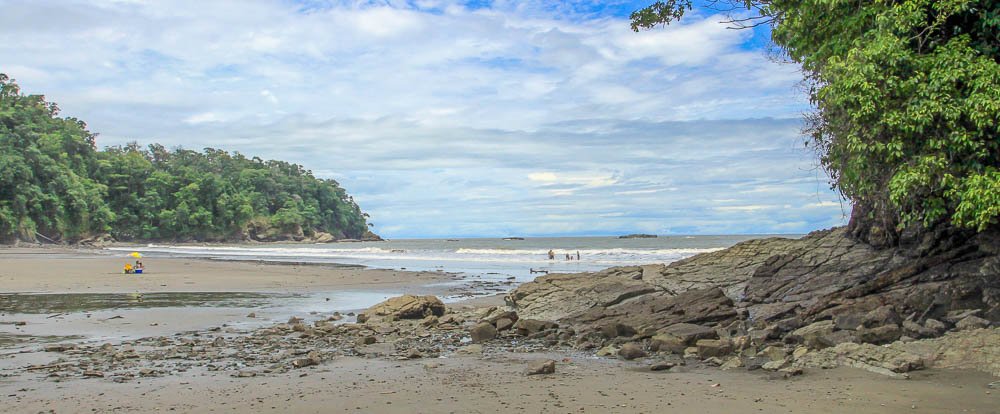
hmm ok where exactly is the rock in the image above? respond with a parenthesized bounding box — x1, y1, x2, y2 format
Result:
(83, 370, 104, 378)
(246, 312, 256, 318)
(405, 349, 423, 359)
(661, 323, 718, 344)
(704, 356, 724, 366)
(695, 339, 732, 359)
(212, 337, 226, 347)
(955, 315, 991, 331)
(762, 360, 787, 371)
(759, 345, 788, 362)
(525, 360, 556, 375)
(862, 306, 901, 328)
(358, 336, 377, 345)
(356, 313, 369, 323)
(43, 344, 74, 352)
(366, 295, 445, 320)
(650, 334, 687, 354)
(856, 324, 902, 344)
(495, 317, 514, 331)
(420, 315, 439, 327)
(923, 318, 947, 333)
(778, 366, 803, 376)
(288, 316, 303, 324)
(792, 346, 810, 360)
(650, 362, 676, 371)
(618, 343, 647, 360)
(456, 344, 483, 355)
(236, 371, 256, 378)
(313, 232, 335, 243)
(470, 322, 498, 343)
(720, 357, 744, 370)
(600, 323, 637, 338)
(13, 321, 26, 326)
(789, 320, 836, 350)
(512, 319, 558, 336)
(596, 345, 619, 357)
(902, 320, 937, 339)
(683, 347, 699, 359)
(292, 358, 317, 368)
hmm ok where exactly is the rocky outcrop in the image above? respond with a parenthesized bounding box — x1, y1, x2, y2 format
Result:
(362, 295, 445, 321)
(506, 224, 999, 376)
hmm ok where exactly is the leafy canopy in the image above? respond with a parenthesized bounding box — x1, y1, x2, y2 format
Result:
(0, 74, 371, 243)
(632, 0, 1000, 234)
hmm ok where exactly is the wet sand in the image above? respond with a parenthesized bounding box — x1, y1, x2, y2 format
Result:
(0, 247, 453, 294)
(1, 354, 996, 413)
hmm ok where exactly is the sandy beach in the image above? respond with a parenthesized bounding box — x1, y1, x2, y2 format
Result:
(1, 247, 997, 414)
(0, 247, 454, 294)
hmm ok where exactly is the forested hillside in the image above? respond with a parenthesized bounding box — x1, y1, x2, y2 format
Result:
(0, 74, 371, 243)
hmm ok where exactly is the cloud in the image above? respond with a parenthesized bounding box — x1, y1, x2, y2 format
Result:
(0, 0, 845, 238)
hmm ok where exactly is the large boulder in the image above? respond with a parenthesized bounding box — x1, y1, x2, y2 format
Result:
(512, 319, 558, 336)
(366, 295, 445, 320)
(469, 322, 498, 343)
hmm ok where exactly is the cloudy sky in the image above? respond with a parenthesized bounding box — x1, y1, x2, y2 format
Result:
(0, 0, 848, 238)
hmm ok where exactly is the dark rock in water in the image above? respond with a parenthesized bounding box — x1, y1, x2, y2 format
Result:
(618, 343, 647, 360)
(470, 322, 498, 343)
(525, 360, 556, 376)
(619, 234, 657, 239)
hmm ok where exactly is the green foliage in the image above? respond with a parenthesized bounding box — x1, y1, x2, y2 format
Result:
(0, 74, 370, 242)
(632, 0, 1000, 233)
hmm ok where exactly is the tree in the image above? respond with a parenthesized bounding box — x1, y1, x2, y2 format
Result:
(632, 0, 1000, 245)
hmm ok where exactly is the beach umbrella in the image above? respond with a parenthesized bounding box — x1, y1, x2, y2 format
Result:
(130, 252, 142, 258)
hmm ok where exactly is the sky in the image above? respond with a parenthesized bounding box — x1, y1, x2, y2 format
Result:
(0, 0, 849, 238)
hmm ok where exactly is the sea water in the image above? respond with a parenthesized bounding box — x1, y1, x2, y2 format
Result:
(109, 235, 798, 283)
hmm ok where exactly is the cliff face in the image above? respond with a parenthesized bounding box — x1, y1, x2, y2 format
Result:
(507, 224, 999, 349)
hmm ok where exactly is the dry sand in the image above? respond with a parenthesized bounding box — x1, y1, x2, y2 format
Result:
(0, 247, 453, 294)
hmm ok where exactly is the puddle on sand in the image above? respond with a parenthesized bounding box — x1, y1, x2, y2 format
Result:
(0, 292, 298, 315)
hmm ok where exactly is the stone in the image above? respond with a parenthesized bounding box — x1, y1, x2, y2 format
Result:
(456, 344, 483, 355)
(760, 345, 789, 362)
(292, 358, 317, 368)
(955, 315, 991, 331)
(366, 295, 445, 320)
(720, 357, 744, 370)
(596, 345, 619, 357)
(704, 357, 724, 366)
(213, 337, 226, 347)
(83, 370, 104, 378)
(358, 336, 377, 345)
(288, 316, 303, 324)
(512, 319, 558, 336)
(618, 343, 647, 360)
(902, 320, 937, 339)
(600, 323, 637, 339)
(525, 360, 556, 376)
(778, 366, 803, 376)
(683, 347, 699, 359)
(43, 344, 74, 352)
(792, 346, 810, 360)
(356, 313, 369, 324)
(495, 317, 514, 332)
(660, 323, 718, 344)
(762, 360, 787, 371)
(650, 334, 686, 354)
(246, 312, 256, 318)
(789, 320, 836, 350)
(695, 339, 732, 359)
(862, 306, 901, 328)
(923, 318, 947, 333)
(856, 324, 902, 344)
(650, 362, 676, 371)
(420, 315, 439, 327)
(470, 322, 498, 343)
(405, 349, 423, 359)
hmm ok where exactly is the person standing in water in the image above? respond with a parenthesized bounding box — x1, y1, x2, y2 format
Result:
(548, 250, 555, 260)
(576, 251, 581, 260)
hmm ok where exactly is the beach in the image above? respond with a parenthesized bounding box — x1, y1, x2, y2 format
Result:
(1, 246, 997, 414)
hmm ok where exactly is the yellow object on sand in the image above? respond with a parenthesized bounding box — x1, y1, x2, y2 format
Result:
(124, 263, 133, 273)
(130, 252, 142, 258)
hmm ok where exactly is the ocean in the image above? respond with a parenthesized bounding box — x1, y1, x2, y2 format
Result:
(109, 234, 798, 284)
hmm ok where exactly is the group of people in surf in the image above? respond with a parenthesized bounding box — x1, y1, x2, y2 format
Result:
(547, 250, 580, 260)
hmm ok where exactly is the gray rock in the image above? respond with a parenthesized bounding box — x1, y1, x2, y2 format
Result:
(617, 343, 647, 360)
(525, 359, 556, 375)
(649, 362, 676, 371)
(695, 339, 732, 358)
(955, 315, 991, 331)
(495, 317, 514, 331)
(470, 322, 498, 343)
(856, 324, 902, 344)
(862, 306, 901, 328)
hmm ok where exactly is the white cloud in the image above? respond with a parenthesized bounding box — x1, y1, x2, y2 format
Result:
(0, 0, 845, 237)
